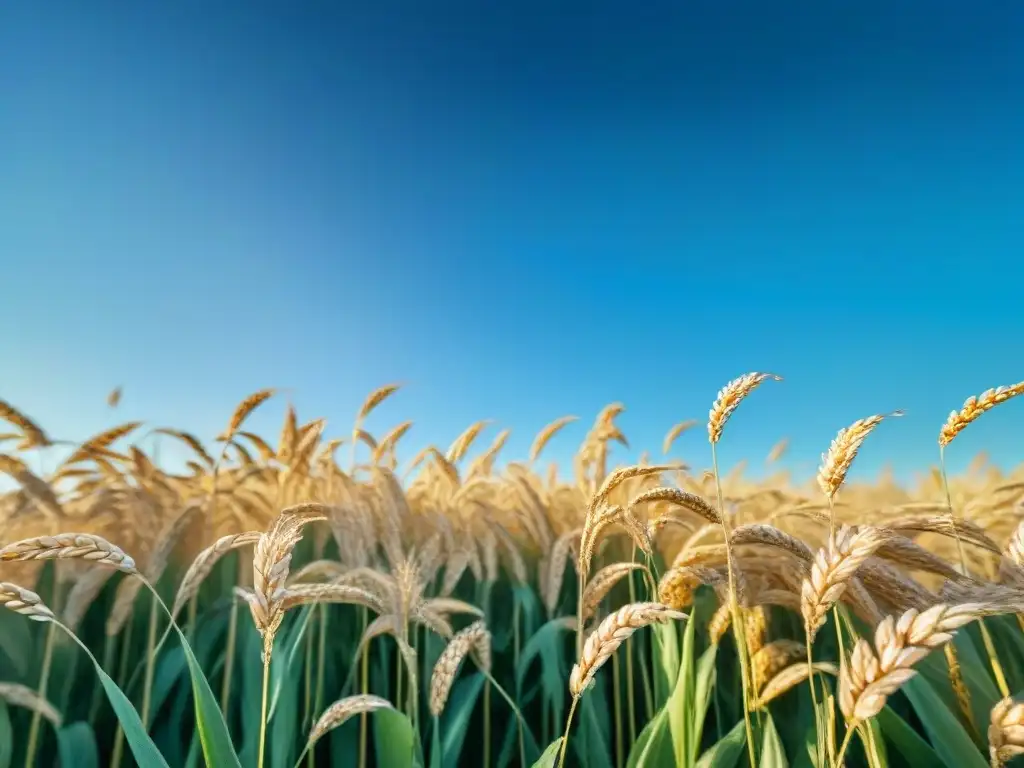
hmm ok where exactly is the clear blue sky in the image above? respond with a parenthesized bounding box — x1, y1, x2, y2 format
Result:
(2, 1, 1023, 486)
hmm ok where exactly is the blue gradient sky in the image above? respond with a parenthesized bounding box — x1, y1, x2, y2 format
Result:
(2, 1, 1023, 485)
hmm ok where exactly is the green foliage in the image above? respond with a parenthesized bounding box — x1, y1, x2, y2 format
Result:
(0, 547, 1014, 767)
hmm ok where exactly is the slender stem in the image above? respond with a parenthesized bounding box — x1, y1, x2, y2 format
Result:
(612, 652, 623, 765)
(303, 612, 314, 730)
(939, 446, 1010, 697)
(626, 548, 638, 750)
(89, 636, 115, 724)
(805, 631, 824, 765)
(358, 607, 370, 768)
(314, 606, 328, 715)
(576, 570, 585, 659)
(834, 723, 856, 767)
(110, 618, 134, 768)
(220, 589, 240, 711)
(480, 670, 527, 768)
(484, 676, 492, 768)
(712, 441, 758, 768)
(556, 697, 579, 768)
(258, 653, 271, 768)
(140, 591, 160, 727)
(25, 619, 57, 768)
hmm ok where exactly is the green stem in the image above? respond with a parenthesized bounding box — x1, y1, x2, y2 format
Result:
(805, 631, 824, 767)
(220, 598, 239, 711)
(89, 636, 115, 724)
(484, 676, 492, 768)
(556, 697, 579, 768)
(939, 447, 1010, 697)
(140, 590, 160, 728)
(612, 652, 623, 765)
(626, 550, 638, 750)
(358, 607, 370, 768)
(25, 619, 57, 768)
(480, 670, 528, 768)
(712, 441, 758, 768)
(110, 619, 134, 768)
(834, 723, 856, 768)
(311, 606, 327, 768)
(303, 612, 314, 731)
(258, 653, 271, 768)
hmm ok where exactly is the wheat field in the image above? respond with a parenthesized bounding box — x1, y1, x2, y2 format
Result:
(2, 377, 1024, 768)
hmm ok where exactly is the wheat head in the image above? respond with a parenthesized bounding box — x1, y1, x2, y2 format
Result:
(707, 373, 781, 444)
(801, 525, 890, 641)
(308, 694, 395, 748)
(0, 682, 61, 726)
(172, 531, 261, 620)
(939, 381, 1024, 447)
(569, 602, 686, 698)
(839, 602, 1002, 724)
(251, 504, 329, 660)
(989, 695, 1024, 767)
(429, 620, 491, 716)
(818, 412, 902, 499)
(0, 533, 136, 574)
(0, 582, 54, 622)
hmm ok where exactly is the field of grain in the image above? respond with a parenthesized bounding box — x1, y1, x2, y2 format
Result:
(2, 376, 1024, 768)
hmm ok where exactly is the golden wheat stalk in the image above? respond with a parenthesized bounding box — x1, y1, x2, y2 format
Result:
(569, 602, 686, 698)
(581, 562, 645, 622)
(663, 420, 698, 455)
(172, 532, 261, 620)
(0, 582, 54, 621)
(839, 602, 1012, 726)
(801, 525, 890, 641)
(751, 640, 806, 696)
(429, 620, 492, 716)
(0, 399, 50, 448)
(251, 504, 329, 660)
(818, 411, 903, 500)
(307, 695, 395, 748)
(658, 565, 724, 611)
(989, 695, 1024, 768)
(754, 662, 838, 709)
(707, 373, 782, 444)
(0, 682, 62, 726)
(939, 381, 1024, 447)
(0, 533, 136, 573)
(219, 389, 276, 442)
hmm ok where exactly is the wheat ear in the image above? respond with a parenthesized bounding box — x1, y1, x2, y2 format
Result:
(0, 582, 54, 621)
(569, 602, 686, 698)
(989, 695, 1024, 768)
(839, 602, 1002, 726)
(801, 525, 890, 641)
(307, 694, 395, 748)
(0, 682, 62, 726)
(429, 620, 491, 716)
(0, 533, 136, 573)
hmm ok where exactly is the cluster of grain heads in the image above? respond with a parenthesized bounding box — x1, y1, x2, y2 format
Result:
(837, 601, 1019, 764)
(989, 696, 1024, 768)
